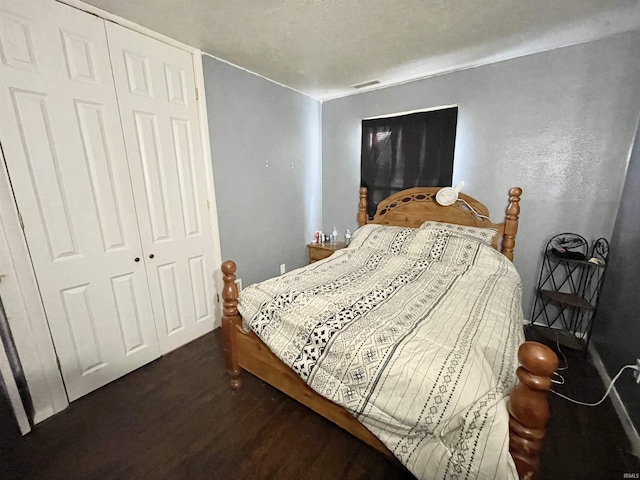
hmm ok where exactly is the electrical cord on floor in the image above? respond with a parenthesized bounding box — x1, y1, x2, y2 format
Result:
(525, 323, 638, 407)
(551, 371, 565, 385)
(552, 328, 569, 371)
(551, 365, 640, 407)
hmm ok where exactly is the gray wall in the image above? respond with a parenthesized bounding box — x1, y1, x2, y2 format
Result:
(592, 117, 640, 431)
(321, 31, 640, 314)
(203, 56, 322, 286)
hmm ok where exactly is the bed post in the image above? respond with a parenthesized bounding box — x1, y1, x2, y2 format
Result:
(221, 260, 242, 389)
(508, 341, 558, 480)
(358, 187, 368, 227)
(501, 187, 522, 262)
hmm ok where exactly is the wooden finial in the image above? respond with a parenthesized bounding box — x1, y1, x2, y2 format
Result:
(221, 260, 241, 389)
(502, 187, 522, 262)
(508, 341, 558, 480)
(358, 187, 368, 227)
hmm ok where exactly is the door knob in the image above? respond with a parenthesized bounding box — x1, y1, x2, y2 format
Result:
(149, 254, 155, 259)
(134, 257, 140, 262)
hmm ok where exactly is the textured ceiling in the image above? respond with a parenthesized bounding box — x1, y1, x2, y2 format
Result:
(78, 0, 640, 100)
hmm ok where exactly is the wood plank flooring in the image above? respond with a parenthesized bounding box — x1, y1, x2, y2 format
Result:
(526, 325, 640, 480)
(2, 327, 638, 480)
(0, 384, 22, 478)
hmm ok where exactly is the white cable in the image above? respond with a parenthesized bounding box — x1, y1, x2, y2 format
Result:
(553, 329, 568, 371)
(551, 371, 565, 385)
(458, 198, 492, 222)
(551, 365, 639, 407)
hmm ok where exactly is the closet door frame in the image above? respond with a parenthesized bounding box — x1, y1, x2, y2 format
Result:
(1, 0, 223, 425)
(0, 152, 69, 424)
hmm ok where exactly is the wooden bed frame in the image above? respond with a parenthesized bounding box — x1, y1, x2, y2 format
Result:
(221, 186, 558, 480)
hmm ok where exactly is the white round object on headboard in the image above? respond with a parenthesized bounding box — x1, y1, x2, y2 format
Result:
(435, 187, 458, 206)
(435, 181, 464, 206)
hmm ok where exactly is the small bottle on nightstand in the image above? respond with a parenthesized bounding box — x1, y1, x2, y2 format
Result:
(345, 229, 351, 246)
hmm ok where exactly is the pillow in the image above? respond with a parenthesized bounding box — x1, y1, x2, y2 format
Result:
(347, 224, 414, 252)
(418, 220, 497, 246)
(348, 222, 497, 262)
(347, 224, 437, 259)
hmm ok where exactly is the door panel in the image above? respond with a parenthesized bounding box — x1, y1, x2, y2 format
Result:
(132, 111, 172, 242)
(10, 89, 79, 260)
(156, 262, 184, 335)
(74, 100, 129, 252)
(107, 22, 216, 353)
(110, 273, 148, 354)
(60, 283, 105, 375)
(60, 28, 99, 84)
(188, 255, 210, 322)
(171, 118, 202, 237)
(0, 0, 160, 401)
(0, 10, 38, 71)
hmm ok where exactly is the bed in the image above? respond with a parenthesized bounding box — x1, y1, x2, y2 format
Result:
(221, 186, 558, 480)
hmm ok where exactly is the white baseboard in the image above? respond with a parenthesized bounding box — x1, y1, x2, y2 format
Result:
(588, 343, 640, 458)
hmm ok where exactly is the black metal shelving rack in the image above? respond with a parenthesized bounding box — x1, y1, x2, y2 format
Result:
(530, 233, 609, 351)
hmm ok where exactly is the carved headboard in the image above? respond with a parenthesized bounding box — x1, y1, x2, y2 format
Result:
(357, 186, 522, 261)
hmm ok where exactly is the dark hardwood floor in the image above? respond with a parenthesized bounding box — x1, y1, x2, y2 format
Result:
(526, 325, 640, 480)
(0, 382, 22, 478)
(1, 327, 638, 480)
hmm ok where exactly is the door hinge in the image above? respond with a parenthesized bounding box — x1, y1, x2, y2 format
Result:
(17, 211, 24, 229)
(195, 87, 199, 101)
(216, 293, 220, 303)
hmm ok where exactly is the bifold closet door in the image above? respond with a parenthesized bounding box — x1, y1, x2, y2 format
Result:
(106, 22, 216, 354)
(0, 0, 160, 400)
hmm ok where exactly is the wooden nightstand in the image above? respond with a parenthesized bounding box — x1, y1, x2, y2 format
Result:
(307, 242, 346, 263)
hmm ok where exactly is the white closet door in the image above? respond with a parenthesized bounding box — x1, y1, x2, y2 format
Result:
(106, 22, 216, 353)
(0, 0, 160, 401)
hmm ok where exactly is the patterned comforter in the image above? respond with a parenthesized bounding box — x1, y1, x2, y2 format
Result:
(238, 222, 524, 480)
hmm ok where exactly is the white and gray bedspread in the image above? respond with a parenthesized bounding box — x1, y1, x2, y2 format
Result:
(238, 222, 524, 480)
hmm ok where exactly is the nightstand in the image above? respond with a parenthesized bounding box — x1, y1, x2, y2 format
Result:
(307, 242, 346, 263)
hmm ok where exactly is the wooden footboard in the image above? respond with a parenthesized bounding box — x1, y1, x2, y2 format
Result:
(221, 260, 558, 480)
(221, 260, 391, 456)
